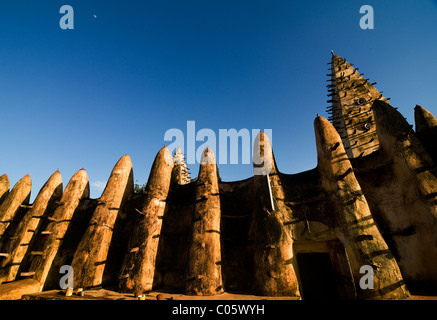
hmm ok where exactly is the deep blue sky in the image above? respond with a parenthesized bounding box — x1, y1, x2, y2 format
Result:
(1, 0, 437, 200)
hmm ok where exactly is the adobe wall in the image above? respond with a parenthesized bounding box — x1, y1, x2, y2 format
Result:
(0, 105, 436, 299)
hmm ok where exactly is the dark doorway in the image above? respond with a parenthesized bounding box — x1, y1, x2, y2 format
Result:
(297, 252, 341, 300)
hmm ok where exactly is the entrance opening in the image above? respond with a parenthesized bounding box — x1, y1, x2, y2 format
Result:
(296, 252, 341, 300)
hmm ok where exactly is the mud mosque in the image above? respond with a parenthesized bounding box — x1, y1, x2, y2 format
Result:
(0, 52, 436, 300)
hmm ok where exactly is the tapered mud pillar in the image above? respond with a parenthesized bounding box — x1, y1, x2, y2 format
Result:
(71, 155, 133, 289)
(415, 105, 437, 131)
(415, 105, 437, 164)
(0, 170, 63, 284)
(23, 169, 89, 289)
(0, 175, 9, 205)
(185, 147, 223, 296)
(315, 115, 409, 299)
(373, 100, 437, 290)
(250, 132, 300, 297)
(118, 147, 173, 293)
(0, 174, 32, 238)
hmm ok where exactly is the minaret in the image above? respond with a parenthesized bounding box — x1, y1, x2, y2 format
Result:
(327, 51, 390, 158)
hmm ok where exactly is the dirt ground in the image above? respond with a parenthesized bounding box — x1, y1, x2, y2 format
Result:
(21, 288, 437, 300)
